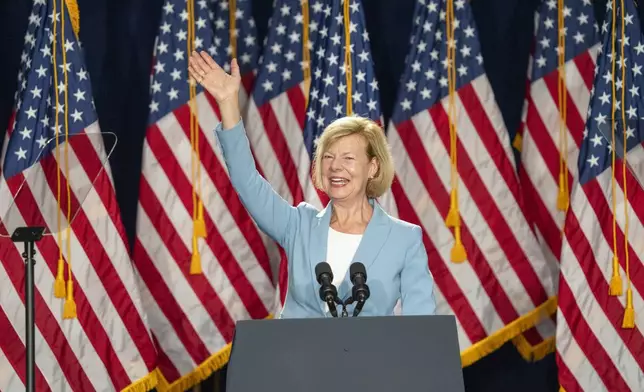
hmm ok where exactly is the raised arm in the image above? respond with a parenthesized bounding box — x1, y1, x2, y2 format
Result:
(400, 225, 437, 315)
(188, 51, 298, 247)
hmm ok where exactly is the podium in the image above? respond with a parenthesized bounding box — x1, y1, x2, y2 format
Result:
(226, 315, 465, 392)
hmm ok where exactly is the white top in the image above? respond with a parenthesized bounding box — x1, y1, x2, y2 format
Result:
(326, 227, 363, 286)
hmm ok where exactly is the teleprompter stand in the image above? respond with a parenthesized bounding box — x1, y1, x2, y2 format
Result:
(0, 132, 117, 391)
(11, 226, 45, 392)
(226, 315, 465, 392)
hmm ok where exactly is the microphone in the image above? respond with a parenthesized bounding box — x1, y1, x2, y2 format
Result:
(350, 262, 370, 317)
(315, 262, 341, 317)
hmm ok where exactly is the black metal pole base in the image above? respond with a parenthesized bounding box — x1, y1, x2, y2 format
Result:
(11, 226, 45, 392)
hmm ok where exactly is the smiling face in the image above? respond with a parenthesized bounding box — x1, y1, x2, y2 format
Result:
(320, 133, 378, 203)
(312, 116, 395, 201)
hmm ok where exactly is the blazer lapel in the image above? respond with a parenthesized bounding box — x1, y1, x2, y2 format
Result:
(309, 202, 333, 314)
(338, 199, 391, 299)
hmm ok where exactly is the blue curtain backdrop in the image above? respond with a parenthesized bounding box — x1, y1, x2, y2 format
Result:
(1, 0, 634, 391)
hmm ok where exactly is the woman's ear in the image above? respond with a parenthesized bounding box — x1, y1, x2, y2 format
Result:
(369, 157, 379, 179)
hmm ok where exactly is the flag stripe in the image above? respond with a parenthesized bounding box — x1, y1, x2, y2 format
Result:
(564, 191, 644, 365)
(286, 85, 307, 129)
(2, 1, 157, 389)
(51, 131, 157, 369)
(573, 51, 597, 90)
(23, 143, 156, 382)
(134, 276, 185, 382)
(391, 119, 502, 341)
(198, 94, 276, 283)
(139, 134, 260, 351)
(133, 228, 209, 366)
(402, 113, 531, 324)
(557, 278, 630, 391)
(555, 321, 591, 392)
(390, 178, 486, 344)
(255, 101, 305, 205)
(151, 333, 182, 383)
(5, 173, 132, 390)
(541, 66, 587, 148)
(171, 101, 275, 312)
(243, 101, 293, 201)
(3, 126, 158, 383)
(0, 267, 51, 391)
(521, 93, 574, 254)
(520, 49, 598, 260)
(149, 116, 265, 325)
(272, 88, 324, 205)
(518, 165, 562, 257)
(282, 86, 329, 205)
(139, 128, 237, 340)
(583, 177, 644, 299)
(0, 221, 94, 391)
(457, 82, 523, 208)
(437, 84, 550, 306)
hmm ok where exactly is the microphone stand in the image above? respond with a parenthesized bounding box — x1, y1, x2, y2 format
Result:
(341, 297, 352, 318)
(326, 295, 343, 318)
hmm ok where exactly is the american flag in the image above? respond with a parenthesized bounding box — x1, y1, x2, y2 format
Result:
(132, 0, 276, 389)
(0, 0, 158, 390)
(243, 0, 379, 306)
(379, 0, 557, 365)
(556, 0, 644, 390)
(515, 0, 600, 359)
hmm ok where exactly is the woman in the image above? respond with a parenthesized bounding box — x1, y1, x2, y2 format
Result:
(188, 51, 436, 318)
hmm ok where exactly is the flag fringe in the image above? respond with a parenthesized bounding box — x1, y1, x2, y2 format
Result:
(460, 296, 558, 367)
(156, 345, 231, 392)
(120, 368, 160, 392)
(155, 314, 274, 392)
(512, 333, 556, 362)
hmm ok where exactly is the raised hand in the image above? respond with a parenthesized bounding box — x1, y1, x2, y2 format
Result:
(188, 51, 241, 129)
(188, 51, 241, 106)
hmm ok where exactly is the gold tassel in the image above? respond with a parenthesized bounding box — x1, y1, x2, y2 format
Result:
(622, 288, 635, 328)
(63, 280, 77, 319)
(54, 259, 66, 298)
(193, 200, 207, 238)
(556, 173, 569, 211)
(445, 189, 460, 228)
(450, 226, 467, 263)
(301, 0, 311, 107)
(609, 254, 622, 296)
(64, 0, 80, 36)
(342, 0, 353, 115)
(190, 236, 202, 275)
(512, 133, 523, 152)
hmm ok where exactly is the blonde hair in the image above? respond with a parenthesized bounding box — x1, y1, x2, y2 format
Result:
(312, 116, 394, 198)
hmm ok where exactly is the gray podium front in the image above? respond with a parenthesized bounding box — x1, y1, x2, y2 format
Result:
(226, 315, 465, 392)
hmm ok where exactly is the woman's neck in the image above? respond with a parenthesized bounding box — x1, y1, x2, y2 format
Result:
(330, 198, 373, 234)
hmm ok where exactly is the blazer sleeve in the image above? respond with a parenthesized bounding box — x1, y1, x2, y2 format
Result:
(400, 225, 437, 315)
(214, 119, 298, 248)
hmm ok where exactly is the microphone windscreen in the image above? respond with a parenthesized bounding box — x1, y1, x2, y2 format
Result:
(350, 262, 367, 281)
(315, 262, 333, 282)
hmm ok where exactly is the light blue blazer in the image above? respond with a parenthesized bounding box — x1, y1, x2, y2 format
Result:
(215, 120, 437, 319)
